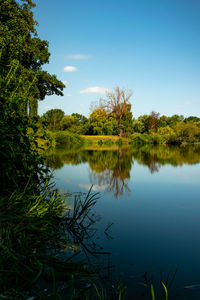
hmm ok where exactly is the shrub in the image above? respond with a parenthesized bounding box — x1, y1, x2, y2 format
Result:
(53, 131, 84, 146)
(151, 133, 165, 145)
(130, 133, 153, 145)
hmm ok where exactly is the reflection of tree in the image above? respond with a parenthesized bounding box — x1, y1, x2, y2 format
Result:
(144, 152, 161, 173)
(45, 154, 64, 169)
(131, 144, 200, 173)
(46, 144, 200, 196)
(46, 149, 83, 169)
(87, 149, 132, 198)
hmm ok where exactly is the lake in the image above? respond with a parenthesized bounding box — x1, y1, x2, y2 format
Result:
(46, 144, 200, 299)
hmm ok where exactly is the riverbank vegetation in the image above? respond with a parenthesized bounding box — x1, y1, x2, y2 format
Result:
(41, 109, 200, 147)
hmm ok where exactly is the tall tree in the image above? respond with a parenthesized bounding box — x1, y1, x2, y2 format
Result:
(0, 0, 65, 116)
(42, 109, 65, 130)
(148, 111, 160, 132)
(91, 87, 133, 136)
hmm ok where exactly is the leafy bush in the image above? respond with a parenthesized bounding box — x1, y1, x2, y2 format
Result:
(151, 133, 165, 145)
(0, 100, 49, 194)
(173, 122, 200, 143)
(53, 131, 84, 146)
(130, 133, 153, 145)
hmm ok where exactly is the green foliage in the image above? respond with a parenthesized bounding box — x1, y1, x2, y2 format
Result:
(71, 113, 89, 134)
(60, 115, 77, 130)
(0, 0, 65, 117)
(130, 133, 153, 145)
(90, 87, 132, 136)
(53, 131, 84, 147)
(0, 184, 106, 299)
(172, 122, 200, 143)
(132, 115, 149, 133)
(42, 109, 65, 130)
(87, 109, 119, 136)
(131, 120, 200, 145)
(184, 116, 200, 123)
(0, 98, 48, 193)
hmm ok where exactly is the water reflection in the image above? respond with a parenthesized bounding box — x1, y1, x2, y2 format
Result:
(46, 144, 200, 198)
(131, 144, 200, 172)
(88, 149, 132, 198)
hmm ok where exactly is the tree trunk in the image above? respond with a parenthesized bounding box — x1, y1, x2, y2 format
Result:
(118, 116, 123, 137)
(28, 97, 38, 117)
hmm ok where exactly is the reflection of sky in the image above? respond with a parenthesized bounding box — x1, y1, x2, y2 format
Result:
(53, 158, 200, 298)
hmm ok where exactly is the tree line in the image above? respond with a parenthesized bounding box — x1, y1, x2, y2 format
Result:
(41, 104, 200, 144)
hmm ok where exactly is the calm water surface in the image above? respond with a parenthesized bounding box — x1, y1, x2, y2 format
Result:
(47, 144, 200, 299)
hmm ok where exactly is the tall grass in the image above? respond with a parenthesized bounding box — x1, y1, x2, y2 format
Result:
(0, 184, 111, 299)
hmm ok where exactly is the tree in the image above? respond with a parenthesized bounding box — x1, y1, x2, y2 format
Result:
(148, 111, 160, 132)
(168, 114, 184, 127)
(0, 0, 65, 116)
(87, 109, 118, 135)
(91, 87, 133, 136)
(184, 116, 200, 123)
(60, 115, 76, 131)
(132, 115, 149, 133)
(42, 109, 64, 130)
(72, 113, 88, 124)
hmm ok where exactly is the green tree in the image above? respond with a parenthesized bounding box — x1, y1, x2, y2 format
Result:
(42, 109, 65, 130)
(71, 113, 89, 134)
(88, 109, 108, 135)
(159, 115, 170, 128)
(168, 114, 184, 127)
(0, 0, 65, 117)
(174, 122, 200, 143)
(184, 116, 200, 123)
(72, 113, 88, 124)
(60, 115, 77, 131)
(91, 87, 133, 136)
(87, 109, 118, 135)
(148, 111, 160, 132)
(133, 115, 149, 133)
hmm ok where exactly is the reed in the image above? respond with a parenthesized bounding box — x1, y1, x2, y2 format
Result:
(0, 184, 109, 299)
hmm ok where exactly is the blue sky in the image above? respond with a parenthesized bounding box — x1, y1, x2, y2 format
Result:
(34, 0, 200, 118)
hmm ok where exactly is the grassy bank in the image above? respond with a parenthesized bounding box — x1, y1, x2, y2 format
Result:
(81, 135, 130, 145)
(49, 130, 200, 150)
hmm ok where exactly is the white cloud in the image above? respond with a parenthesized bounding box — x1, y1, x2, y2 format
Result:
(78, 184, 109, 191)
(80, 86, 109, 95)
(65, 94, 72, 97)
(44, 105, 53, 110)
(67, 54, 90, 60)
(64, 66, 77, 72)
